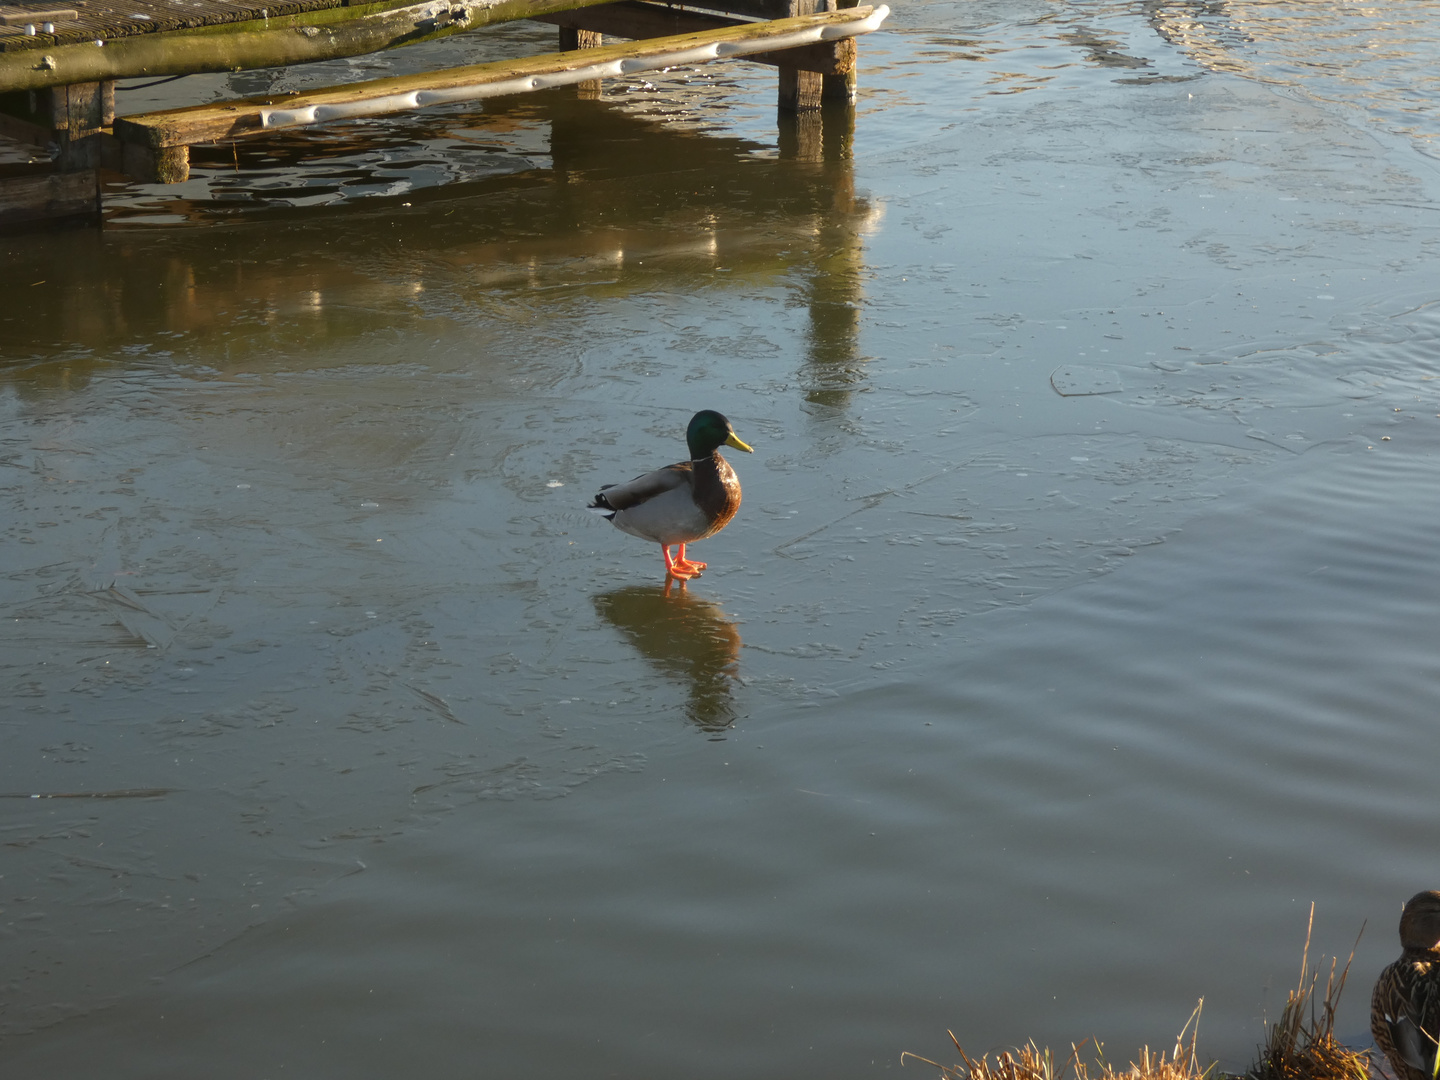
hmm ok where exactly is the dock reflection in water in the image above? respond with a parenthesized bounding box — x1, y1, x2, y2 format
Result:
(592, 582, 742, 733)
(5, 84, 875, 412)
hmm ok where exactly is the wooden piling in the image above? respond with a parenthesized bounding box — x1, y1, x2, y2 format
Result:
(776, 0, 824, 111)
(50, 80, 115, 170)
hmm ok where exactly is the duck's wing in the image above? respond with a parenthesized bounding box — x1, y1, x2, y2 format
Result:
(589, 462, 693, 514)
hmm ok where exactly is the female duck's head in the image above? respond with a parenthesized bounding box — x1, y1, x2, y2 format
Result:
(1400, 890, 1440, 951)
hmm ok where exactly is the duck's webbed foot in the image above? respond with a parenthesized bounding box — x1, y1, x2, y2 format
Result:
(662, 545, 702, 580)
(670, 543, 707, 575)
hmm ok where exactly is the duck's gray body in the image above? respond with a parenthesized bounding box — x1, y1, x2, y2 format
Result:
(588, 410, 752, 580)
(588, 455, 740, 546)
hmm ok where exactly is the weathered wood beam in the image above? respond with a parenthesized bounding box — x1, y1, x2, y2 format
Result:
(0, 167, 98, 229)
(533, 1, 854, 75)
(51, 79, 114, 168)
(556, 24, 603, 48)
(49, 80, 113, 133)
(820, 0, 857, 101)
(0, 8, 79, 26)
(121, 140, 189, 182)
(777, 66, 822, 109)
(0, 0, 628, 92)
(114, 5, 886, 154)
(821, 56, 855, 102)
(777, 0, 825, 110)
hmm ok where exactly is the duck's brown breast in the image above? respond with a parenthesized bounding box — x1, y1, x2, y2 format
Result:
(692, 453, 742, 539)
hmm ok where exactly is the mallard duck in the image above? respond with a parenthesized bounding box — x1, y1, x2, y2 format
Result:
(1373, 890, 1440, 1080)
(588, 410, 753, 580)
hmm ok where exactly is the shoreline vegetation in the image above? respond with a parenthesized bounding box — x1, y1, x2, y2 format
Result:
(904, 907, 1374, 1080)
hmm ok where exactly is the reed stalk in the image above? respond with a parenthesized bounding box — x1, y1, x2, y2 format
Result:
(906, 904, 1372, 1080)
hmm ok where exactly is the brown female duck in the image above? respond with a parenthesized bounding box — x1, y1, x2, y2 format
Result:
(1373, 890, 1440, 1080)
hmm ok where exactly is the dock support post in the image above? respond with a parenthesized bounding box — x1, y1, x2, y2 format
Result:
(122, 141, 190, 184)
(821, 51, 856, 104)
(777, 0, 823, 112)
(0, 80, 115, 167)
(558, 25, 604, 98)
(51, 80, 116, 170)
(821, 0, 859, 104)
(0, 80, 109, 230)
(776, 0, 857, 110)
(777, 67, 823, 111)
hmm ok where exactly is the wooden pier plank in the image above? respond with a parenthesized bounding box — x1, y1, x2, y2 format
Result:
(113, 4, 883, 151)
(0, 165, 98, 227)
(534, 0, 854, 75)
(0, 8, 79, 26)
(0, 0, 804, 53)
(0, 0, 629, 91)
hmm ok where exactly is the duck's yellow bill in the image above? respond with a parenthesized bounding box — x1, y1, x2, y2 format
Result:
(725, 432, 754, 453)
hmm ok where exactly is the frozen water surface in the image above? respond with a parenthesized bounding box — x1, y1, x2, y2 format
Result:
(5, 1, 1440, 1076)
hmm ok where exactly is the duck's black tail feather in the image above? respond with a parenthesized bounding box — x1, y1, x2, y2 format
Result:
(587, 488, 618, 520)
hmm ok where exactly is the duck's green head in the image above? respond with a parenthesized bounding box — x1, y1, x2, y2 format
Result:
(687, 410, 753, 459)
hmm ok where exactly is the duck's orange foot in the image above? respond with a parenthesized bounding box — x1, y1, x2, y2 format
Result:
(662, 545, 702, 580)
(672, 544, 707, 575)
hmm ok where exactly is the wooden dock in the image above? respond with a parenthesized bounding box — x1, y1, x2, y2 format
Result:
(0, 0, 888, 226)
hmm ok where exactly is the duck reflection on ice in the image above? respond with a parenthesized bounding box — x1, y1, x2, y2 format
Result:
(592, 582, 741, 733)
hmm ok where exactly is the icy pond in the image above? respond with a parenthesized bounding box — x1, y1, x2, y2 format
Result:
(5, 1, 1440, 1076)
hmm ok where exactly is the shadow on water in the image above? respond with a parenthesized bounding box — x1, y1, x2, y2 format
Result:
(592, 581, 742, 734)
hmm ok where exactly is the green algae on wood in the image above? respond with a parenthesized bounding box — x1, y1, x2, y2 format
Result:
(0, 0, 626, 91)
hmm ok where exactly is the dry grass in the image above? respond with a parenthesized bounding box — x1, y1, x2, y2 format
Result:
(904, 904, 1372, 1080)
(1248, 905, 1370, 1080)
(901, 1000, 1213, 1080)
